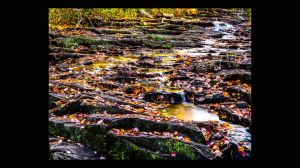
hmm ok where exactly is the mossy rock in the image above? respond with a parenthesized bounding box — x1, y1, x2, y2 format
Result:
(60, 37, 110, 48)
(142, 41, 173, 49)
(49, 117, 215, 160)
(122, 136, 214, 160)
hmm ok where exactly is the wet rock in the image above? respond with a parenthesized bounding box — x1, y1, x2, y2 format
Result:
(221, 142, 250, 160)
(143, 41, 173, 49)
(118, 39, 142, 46)
(142, 28, 183, 35)
(172, 41, 203, 48)
(114, 76, 136, 83)
(90, 28, 132, 35)
(218, 107, 250, 127)
(236, 101, 248, 109)
(226, 86, 251, 104)
(50, 142, 100, 160)
(49, 53, 88, 63)
(214, 61, 240, 70)
(196, 93, 226, 104)
(82, 61, 93, 65)
(228, 45, 239, 49)
(52, 98, 135, 116)
(137, 59, 155, 67)
(49, 93, 65, 109)
(49, 117, 215, 160)
(191, 80, 204, 86)
(219, 70, 251, 84)
(208, 32, 224, 38)
(191, 21, 214, 27)
(193, 63, 216, 73)
(144, 91, 186, 104)
(239, 59, 251, 70)
(97, 82, 118, 89)
(169, 76, 191, 81)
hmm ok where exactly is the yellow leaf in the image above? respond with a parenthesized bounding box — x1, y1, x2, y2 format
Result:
(223, 92, 229, 97)
(238, 146, 244, 152)
(119, 129, 125, 136)
(220, 115, 227, 119)
(183, 137, 190, 143)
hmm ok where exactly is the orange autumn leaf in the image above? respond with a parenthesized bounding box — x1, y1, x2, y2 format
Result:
(223, 92, 229, 97)
(183, 137, 190, 143)
(144, 87, 153, 92)
(133, 89, 140, 95)
(228, 81, 233, 86)
(235, 80, 241, 85)
(53, 86, 59, 92)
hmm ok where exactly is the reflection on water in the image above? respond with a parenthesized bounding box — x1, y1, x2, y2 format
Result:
(160, 103, 219, 122)
(71, 61, 117, 71)
(160, 103, 250, 148)
(112, 55, 138, 62)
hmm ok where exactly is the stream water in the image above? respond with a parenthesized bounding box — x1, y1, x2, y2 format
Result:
(160, 103, 251, 148)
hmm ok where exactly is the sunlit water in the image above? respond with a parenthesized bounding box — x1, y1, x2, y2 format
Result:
(159, 103, 220, 122)
(160, 103, 251, 147)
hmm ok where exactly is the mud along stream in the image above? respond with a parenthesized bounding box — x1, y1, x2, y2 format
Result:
(49, 9, 251, 160)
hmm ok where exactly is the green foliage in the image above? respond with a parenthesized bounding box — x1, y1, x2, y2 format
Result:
(61, 37, 79, 48)
(49, 8, 139, 27)
(147, 34, 162, 41)
(49, 9, 93, 27)
(246, 8, 251, 18)
(49, 8, 199, 28)
(60, 37, 108, 48)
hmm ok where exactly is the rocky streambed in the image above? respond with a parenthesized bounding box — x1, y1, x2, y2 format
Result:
(49, 8, 251, 160)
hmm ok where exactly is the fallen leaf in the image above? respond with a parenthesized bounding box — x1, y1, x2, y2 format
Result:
(223, 92, 229, 97)
(183, 137, 190, 143)
(53, 86, 59, 92)
(238, 146, 244, 152)
(171, 152, 176, 157)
